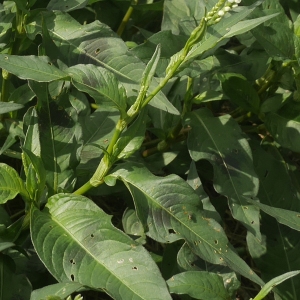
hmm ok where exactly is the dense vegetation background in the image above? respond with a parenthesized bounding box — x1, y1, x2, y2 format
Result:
(1, 0, 300, 299)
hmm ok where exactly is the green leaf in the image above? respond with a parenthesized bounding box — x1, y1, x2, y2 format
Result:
(29, 81, 82, 195)
(167, 271, 230, 300)
(0, 163, 29, 204)
(47, 0, 89, 12)
(248, 200, 300, 231)
(112, 109, 147, 160)
(265, 110, 300, 152)
(253, 271, 300, 300)
(0, 254, 32, 299)
(0, 102, 24, 114)
(219, 74, 260, 114)
(223, 13, 280, 38)
(67, 64, 127, 116)
(106, 164, 264, 286)
(0, 54, 68, 82)
(30, 282, 83, 300)
(77, 107, 119, 173)
(185, 109, 260, 239)
(247, 142, 300, 299)
(30, 194, 172, 300)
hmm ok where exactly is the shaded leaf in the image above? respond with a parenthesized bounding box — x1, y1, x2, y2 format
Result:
(248, 200, 300, 231)
(185, 108, 260, 238)
(0, 102, 24, 114)
(47, 0, 89, 12)
(30, 194, 172, 300)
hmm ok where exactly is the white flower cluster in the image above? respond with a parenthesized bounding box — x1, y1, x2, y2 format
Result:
(206, 0, 242, 24)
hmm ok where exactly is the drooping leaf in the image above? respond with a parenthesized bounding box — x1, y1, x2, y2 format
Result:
(0, 54, 68, 82)
(67, 64, 127, 116)
(30, 194, 172, 300)
(167, 271, 231, 300)
(185, 108, 260, 239)
(106, 163, 264, 286)
(0, 163, 29, 204)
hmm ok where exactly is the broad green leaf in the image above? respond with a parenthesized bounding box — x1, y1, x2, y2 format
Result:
(167, 271, 230, 300)
(219, 73, 260, 114)
(0, 54, 68, 82)
(185, 109, 260, 239)
(30, 194, 172, 300)
(67, 64, 127, 116)
(0, 102, 23, 114)
(0, 163, 29, 204)
(0, 254, 32, 300)
(247, 142, 300, 299)
(253, 271, 300, 300)
(112, 109, 147, 160)
(8, 83, 35, 105)
(29, 81, 82, 195)
(122, 208, 145, 239)
(25, 11, 179, 115)
(47, 0, 89, 12)
(0, 242, 15, 252)
(248, 200, 300, 231)
(30, 282, 83, 300)
(106, 164, 264, 286)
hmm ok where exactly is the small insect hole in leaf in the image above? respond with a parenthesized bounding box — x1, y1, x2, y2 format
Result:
(168, 229, 176, 234)
(70, 259, 75, 265)
(4, 56, 8, 60)
(297, 215, 300, 218)
(71, 274, 75, 281)
(214, 240, 218, 245)
(95, 48, 101, 54)
(251, 221, 254, 224)
(48, 62, 52, 65)
(91, 233, 94, 238)
(132, 266, 138, 271)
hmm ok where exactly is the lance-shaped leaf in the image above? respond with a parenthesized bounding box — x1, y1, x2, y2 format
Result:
(106, 164, 264, 286)
(253, 271, 300, 300)
(167, 271, 231, 300)
(30, 194, 172, 300)
(67, 64, 127, 116)
(185, 108, 260, 239)
(248, 200, 300, 231)
(29, 81, 82, 195)
(0, 163, 29, 204)
(47, 0, 89, 12)
(0, 102, 24, 114)
(0, 54, 68, 82)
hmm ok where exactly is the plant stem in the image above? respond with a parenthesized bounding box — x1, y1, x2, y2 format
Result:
(117, 0, 138, 36)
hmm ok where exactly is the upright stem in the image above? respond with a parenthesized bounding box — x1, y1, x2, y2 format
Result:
(117, 0, 138, 36)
